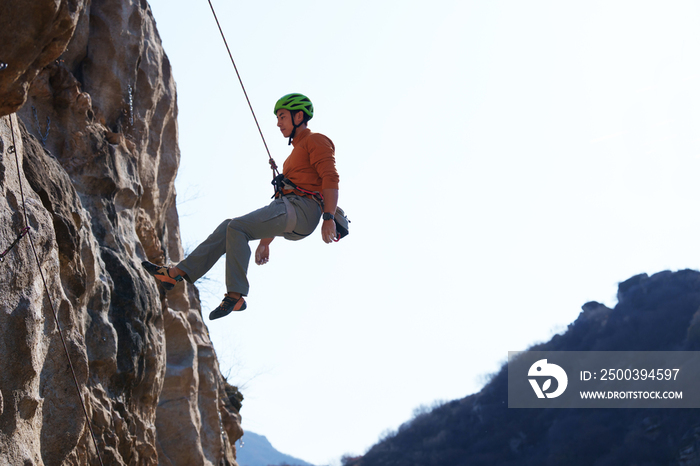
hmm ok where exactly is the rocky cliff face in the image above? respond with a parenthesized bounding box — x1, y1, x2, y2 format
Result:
(0, 1, 242, 465)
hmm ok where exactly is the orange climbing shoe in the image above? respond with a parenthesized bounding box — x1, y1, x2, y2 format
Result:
(209, 295, 247, 320)
(141, 261, 182, 291)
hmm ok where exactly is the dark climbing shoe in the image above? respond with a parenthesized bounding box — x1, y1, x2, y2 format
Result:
(209, 295, 247, 320)
(141, 260, 182, 291)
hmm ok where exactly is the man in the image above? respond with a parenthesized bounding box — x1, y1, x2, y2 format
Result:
(142, 93, 340, 319)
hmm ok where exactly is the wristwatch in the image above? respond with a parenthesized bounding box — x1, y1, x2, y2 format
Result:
(323, 212, 335, 221)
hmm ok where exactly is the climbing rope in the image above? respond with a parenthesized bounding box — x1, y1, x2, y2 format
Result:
(5, 115, 105, 466)
(205, 0, 280, 179)
(0, 226, 30, 262)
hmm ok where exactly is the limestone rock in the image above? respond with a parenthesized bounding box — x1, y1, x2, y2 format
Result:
(0, 0, 86, 116)
(0, 0, 242, 464)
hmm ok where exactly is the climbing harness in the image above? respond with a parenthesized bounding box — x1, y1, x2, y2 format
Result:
(4, 115, 105, 466)
(271, 175, 350, 241)
(272, 173, 324, 204)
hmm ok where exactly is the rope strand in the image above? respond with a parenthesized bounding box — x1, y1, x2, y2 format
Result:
(6, 115, 105, 466)
(9, 121, 30, 229)
(206, 0, 279, 179)
(0, 226, 30, 262)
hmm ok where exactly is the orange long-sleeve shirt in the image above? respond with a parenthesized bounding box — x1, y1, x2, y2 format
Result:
(282, 128, 339, 194)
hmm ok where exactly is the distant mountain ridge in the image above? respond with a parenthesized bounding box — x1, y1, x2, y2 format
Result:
(348, 270, 700, 466)
(236, 431, 315, 466)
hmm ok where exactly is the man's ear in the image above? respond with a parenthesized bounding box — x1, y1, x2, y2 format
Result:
(293, 111, 306, 126)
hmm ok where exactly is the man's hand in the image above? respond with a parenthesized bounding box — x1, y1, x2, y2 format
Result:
(255, 238, 274, 265)
(321, 188, 339, 244)
(322, 219, 337, 244)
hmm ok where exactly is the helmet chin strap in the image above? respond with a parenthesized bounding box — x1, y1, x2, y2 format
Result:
(288, 111, 303, 145)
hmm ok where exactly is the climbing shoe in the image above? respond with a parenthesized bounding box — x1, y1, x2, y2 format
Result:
(209, 295, 247, 320)
(141, 261, 182, 291)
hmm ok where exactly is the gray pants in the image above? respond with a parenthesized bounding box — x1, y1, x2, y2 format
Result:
(177, 195, 321, 296)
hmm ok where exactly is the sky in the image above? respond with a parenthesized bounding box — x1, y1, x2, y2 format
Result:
(147, 1, 700, 464)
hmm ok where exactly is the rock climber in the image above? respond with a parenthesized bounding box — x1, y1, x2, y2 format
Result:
(142, 93, 340, 319)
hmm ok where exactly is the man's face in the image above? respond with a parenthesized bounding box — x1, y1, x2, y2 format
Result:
(276, 109, 294, 138)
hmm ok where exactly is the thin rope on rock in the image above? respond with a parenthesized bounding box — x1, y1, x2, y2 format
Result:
(0, 226, 30, 262)
(6, 115, 105, 466)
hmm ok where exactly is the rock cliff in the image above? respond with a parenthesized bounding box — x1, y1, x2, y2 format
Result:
(0, 0, 242, 465)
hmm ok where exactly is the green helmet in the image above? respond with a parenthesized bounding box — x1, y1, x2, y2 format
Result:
(274, 93, 314, 120)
